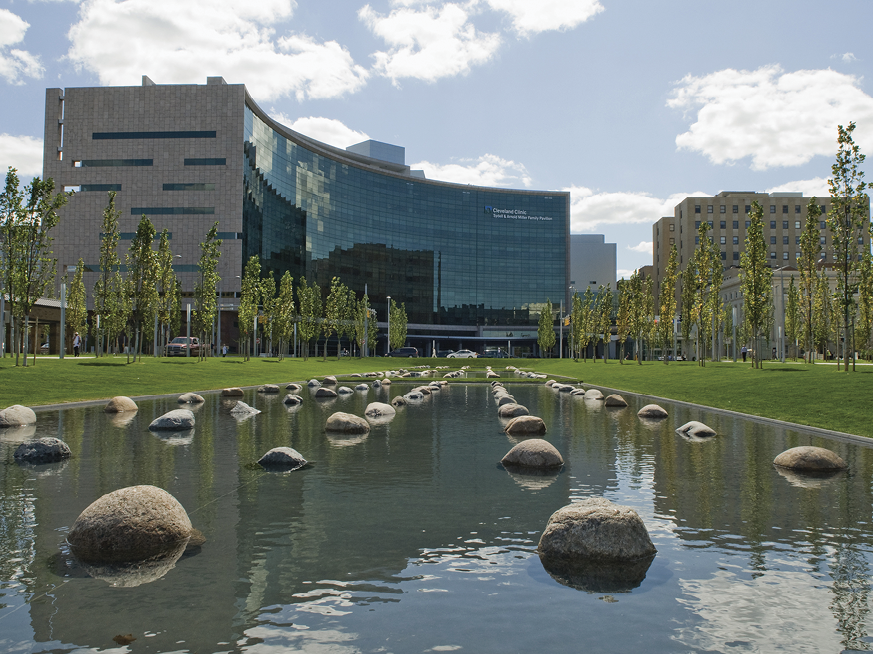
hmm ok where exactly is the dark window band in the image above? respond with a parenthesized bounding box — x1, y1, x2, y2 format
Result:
(81, 184, 122, 192)
(163, 183, 216, 191)
(79, 159, 152, 167)
(84, 263, 195, 272)
(92, 131, 216, 139)
(184, 158, 226, 166)
(216, 232, 242, 240)
(101, 232, 171, 240)
(131, 207, 215, 215)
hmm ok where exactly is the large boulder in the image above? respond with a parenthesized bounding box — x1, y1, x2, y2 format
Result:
(221, 388, 244, 397)
(148, 409, 195, 431)
(323, 376, 338, 386)
(177, 393, 205, 404)
(0, 404, 36, 427)
(391, 395, 408, 407)
(496, 395, 517, 406)
(230, 401, 260, 416)
(404, 391, 424, 401)
(283, 394, 303, 406)
(257, 447, 307, 470)
(583, 389, 604, 400)
(355, 384, 370, 391)
(504, 415, 547, 436)
(604, 394, 628, 407)
(307, 379, 321, 388)
(257, 384, 280, 394)
(314, 387, 338, 399)
(14, 437, 71, 464)
(104, 396, 138, 413)
(773, 446, 847, 471)
(676, 421, 716, 438)
(285, 383, 302, 391)
(538, 498, 657, 562)
(637, 404, 668, 419)
(337, 386, 354, 395)
(497, 403, 530, 418)
(325, 412, 370, 434)
(67, 485, 193, 564)
(365, 402, 396, 418)
(381, 378, 392, 386)
(501, 439, 563, 469)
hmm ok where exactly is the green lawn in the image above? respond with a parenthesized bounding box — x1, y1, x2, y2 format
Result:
(1, 354, 871, 438)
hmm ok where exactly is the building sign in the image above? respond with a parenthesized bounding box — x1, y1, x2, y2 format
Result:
(485, 206, 553, 222)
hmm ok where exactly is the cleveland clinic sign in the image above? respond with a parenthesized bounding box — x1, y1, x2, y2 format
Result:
(485, 206, 553, 221)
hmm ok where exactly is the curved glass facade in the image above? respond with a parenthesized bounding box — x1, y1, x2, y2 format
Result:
(243, 103, 569, 326)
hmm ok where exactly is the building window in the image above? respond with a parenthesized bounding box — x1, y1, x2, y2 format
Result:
(820, 221, 826, 229)
(130, 207, 215, 215)
(770, 221, 776, 229)
(795, 205, 801, 214)
(721, 251, 726, 260)
(184, 158, 226, 166)
(669, 237, 675, 245)
(720, 221, 726, 229)
(795, 236, 800, 244)
(707, 205, 713, 214)
(782, 205, 789, 214)
(860, 237, 865, 245)
(745, 205, 751, 214)
(733, 252, 739, 260)
(708, 221, 713, 227)
(695, 205, 701, 214)
(79, 184, 122, 192)
(720, 205, 726, 214)
(720, 236, 726, 244)
(770, 251, 776, 259)
(821, 205, 827, 214)
(782, 221, 788, 229)
(820, 236, 826, 244)
(770, 205, 776, 214)
(77, 159, 152, 167)
(771, 236, 777, 244)
(163, 183, 216, 191)
(745, 220, 751, 228)
(783, 252, 789, 260)
(796, 252, 801, 259)
(795, 220, 801, 229)
(733, 236, 739, 245)
(695, 221, 700, 228)
(695, 236, 700, 244)
(93, 130, 216, 139)
(821, 252, 827, 260)
(733, 220, 739, 229)
(783, 236, 789, 244)
(733, 205, 739, 213)
(669, 223, 675, 231)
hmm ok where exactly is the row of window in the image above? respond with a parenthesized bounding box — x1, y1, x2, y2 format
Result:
(694, 204, 809, 215)
(690, 220, 834, 231)
(91, 131, 216, 140)
(130, 207, 214, 215)
(96, 231, 240, 240)
(72, 158, 226, 167)
(64, 183, 216, 193)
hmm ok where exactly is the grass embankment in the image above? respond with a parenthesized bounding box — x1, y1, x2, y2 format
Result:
(0, 355, 871, 438)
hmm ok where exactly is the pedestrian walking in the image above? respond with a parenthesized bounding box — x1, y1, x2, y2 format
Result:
(741, 345, 747, 363)
(73, 332, 81, 357)
(222, 344, 228, 357)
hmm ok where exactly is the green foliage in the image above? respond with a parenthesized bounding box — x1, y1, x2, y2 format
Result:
(260, 272, 277, 357)
(238, 256, 261, 360)
(388, 298, 408, 351)
(798, 199, 822, 362)
(595, 284, 612, 362)
(273, 271, 295, 360)
(155, 229, 176, 352)
(616, 280, 631, 362)
(126, 214, 158, 361)
(537, 299, 556, 356)
(740, 201, 773, 368)
(192, 223, 222, 360)
(785, 276, 801, 359)
(570, 291, 584, 360)
(657, 244, 679, 363)
(65, 258, 88, 350)
(93, 191, 126, 357)
(324, 277, 351, 359)
(354, 294, 378, 356)
(296, 276, 321, 360)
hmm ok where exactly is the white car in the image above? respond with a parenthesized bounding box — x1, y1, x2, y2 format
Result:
(447, 349, 478, 358)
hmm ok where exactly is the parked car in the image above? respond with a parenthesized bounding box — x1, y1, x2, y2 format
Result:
(436, 350, 455, 358)
(387, 347, 419, 357)
(166, 336, 201, 357)
(447, 349, 478, 358)
(483, 349, 509, 358)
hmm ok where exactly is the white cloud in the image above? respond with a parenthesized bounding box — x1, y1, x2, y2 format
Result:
(627, 240, 652, 254)
(766, 177, 829, 198)
(269, 113, 370, 149)
(484, 0, 603, 36)
(565, 186, 710, 231)
(840, 52, 857, 63)
(0, 133, 44, 178)
(411, 154, 531, 187)
(668, 65, 873, 170)
(616, 269, 635, 280)
(66, 0, 368, 102)
(0, 9, 44, 84)
(359, 3, 501, 84)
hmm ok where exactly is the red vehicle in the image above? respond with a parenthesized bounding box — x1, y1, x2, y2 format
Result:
(166, 336, 201, 357)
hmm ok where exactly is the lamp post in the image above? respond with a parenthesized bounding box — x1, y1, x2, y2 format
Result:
(386, 295, 391, 356)
(186, 303, 191, 358)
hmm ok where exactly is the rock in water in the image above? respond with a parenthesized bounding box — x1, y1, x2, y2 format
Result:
(538, 498, 656, 561)
(504, 415, 546, 435)
(365, 402, 396, 417)
(0, 404, 37, 427)
(637, 404, 668, 419)
(104, 396, 138, 413)
(325, 412, 370, 434)
(67, 485, 193, 563)
(676, 421, 716, 437)
(257, 385, 280, 394)
(604, 394, 628, 407)
(773, 446, 847, 471)
(230, 401, 260, 416)
(257, 447, 307, 470)
(14, 437, 72, 464)
(497, 403, 530, 418)
(286, 383, 302, 391)
(283, 394, 303, 405)
(148, 409, 195, 431)
(583, 389, 604, 400)
(221, 388, 244, 397)
(177, 393, 205, 404)
(501, 439, 563, 469)
(314, 388, 338, 398)
(391, 396, 408, 407)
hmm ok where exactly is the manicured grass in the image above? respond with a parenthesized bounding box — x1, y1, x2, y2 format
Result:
(1, 354, 871, 438)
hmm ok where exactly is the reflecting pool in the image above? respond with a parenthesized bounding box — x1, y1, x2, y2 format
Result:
(1, 381, 872, 653)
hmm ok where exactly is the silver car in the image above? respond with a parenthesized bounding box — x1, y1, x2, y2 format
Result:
(447, 349, 478, 358)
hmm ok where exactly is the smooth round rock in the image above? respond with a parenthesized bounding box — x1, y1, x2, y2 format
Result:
(230, 401, 260, 416)
(404, 392, 424, 401)
(355, 384, 370, 391)
(315, 387, 338, 399)
(325, 412, 370, 434)
(283, 394, 303, 405)
(501, 439, 563, 469)
(497, 403, 530, 418)
(637, 404, 668, 419)
(257, 447, 307, 470)
(391, 396, 408, 407)
(307, 379, 321, 388)
(676, 421, 716, 437)
(538, 498, 657, 561)
(337, 386, 354, 395)
(0, 405, 36, 427)
(286, 383, 302, 391)
(558, 384, 575, 393)
(67, 485, 193, 563)
(604, 394, 628, 407)
(584, 389, 604, 400)
(148, 409, 195, 431)
(177, 393, 205, 404)
(14, 437, 71, 464)
(365, 402, 396, 418)
(496, 395, 517, 406)
(545, 380, 557, 387)
(221, 388, 244, 397)
(381, 378, 391, 385)
(323, 376, 338, 385)
(257, 384, 280, 394)
(773, 446, 847, 471)
(104, 396, 137, 413)
(504, 415, 547, 435)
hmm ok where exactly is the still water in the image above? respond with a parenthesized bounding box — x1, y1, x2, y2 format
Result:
(1, 380, 872, 653)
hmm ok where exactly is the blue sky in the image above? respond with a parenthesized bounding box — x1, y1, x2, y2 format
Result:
(1, 0, 871, 277)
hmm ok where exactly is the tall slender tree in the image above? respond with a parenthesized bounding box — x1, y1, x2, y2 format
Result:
(595, 284, 612, 362)
(65, 258, 87, 354)
(323, 276, 350, 359)
(537, 299, 555, 357)
(657, 244, 679, 363)
(798, 199, 822, 363)
(827, 121, 868, 371)
(192, 223, 222, 360)
(296, 276, 321, 360)
(570, 291, 583, 361)
(94, 191, 125, 357)
(238, 255, 261, 361)
(388, 298, 408, 352)
(126, 214, 158, 362)
(616, 279, 631, 363)
(680, 263, 695, 359)
(155, 229, 176, 354)
(274, 271, 295, 360)
(740, 201, 773, 369)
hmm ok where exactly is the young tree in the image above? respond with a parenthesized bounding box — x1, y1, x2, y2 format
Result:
(0, 169, 69, 366)
(785, 276, 802, 360)
(798, 200, 822, 363)
(192, 223, 222, 360)
(740, 201, 773, 369)
(354, 293, 378, 357)
(274, 271, 295, 360)
(569, 291, 583, 361)
(65, 258, 88, 354)
(657, 244, 679, 364)
(93, 191, 125, 357)
(238, 255, 261, 361)
(828, 121, 868, 371)
(580, 286, 595, 361)
(126, 214, 158, 362)
(643, 275, 655, 361)
(680, 263, 695, 359)
(858, 244, 873, 358)
(155, 229, 176, 354)
(296, 276, 321, 360)
(595, 284, 612, 362)
(537, 299, 556, 357)
(323, 276, 350, 359)
(388, 298, 408, 352)
(616, 279, 631, 363)
(260, 272, 277, 357)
